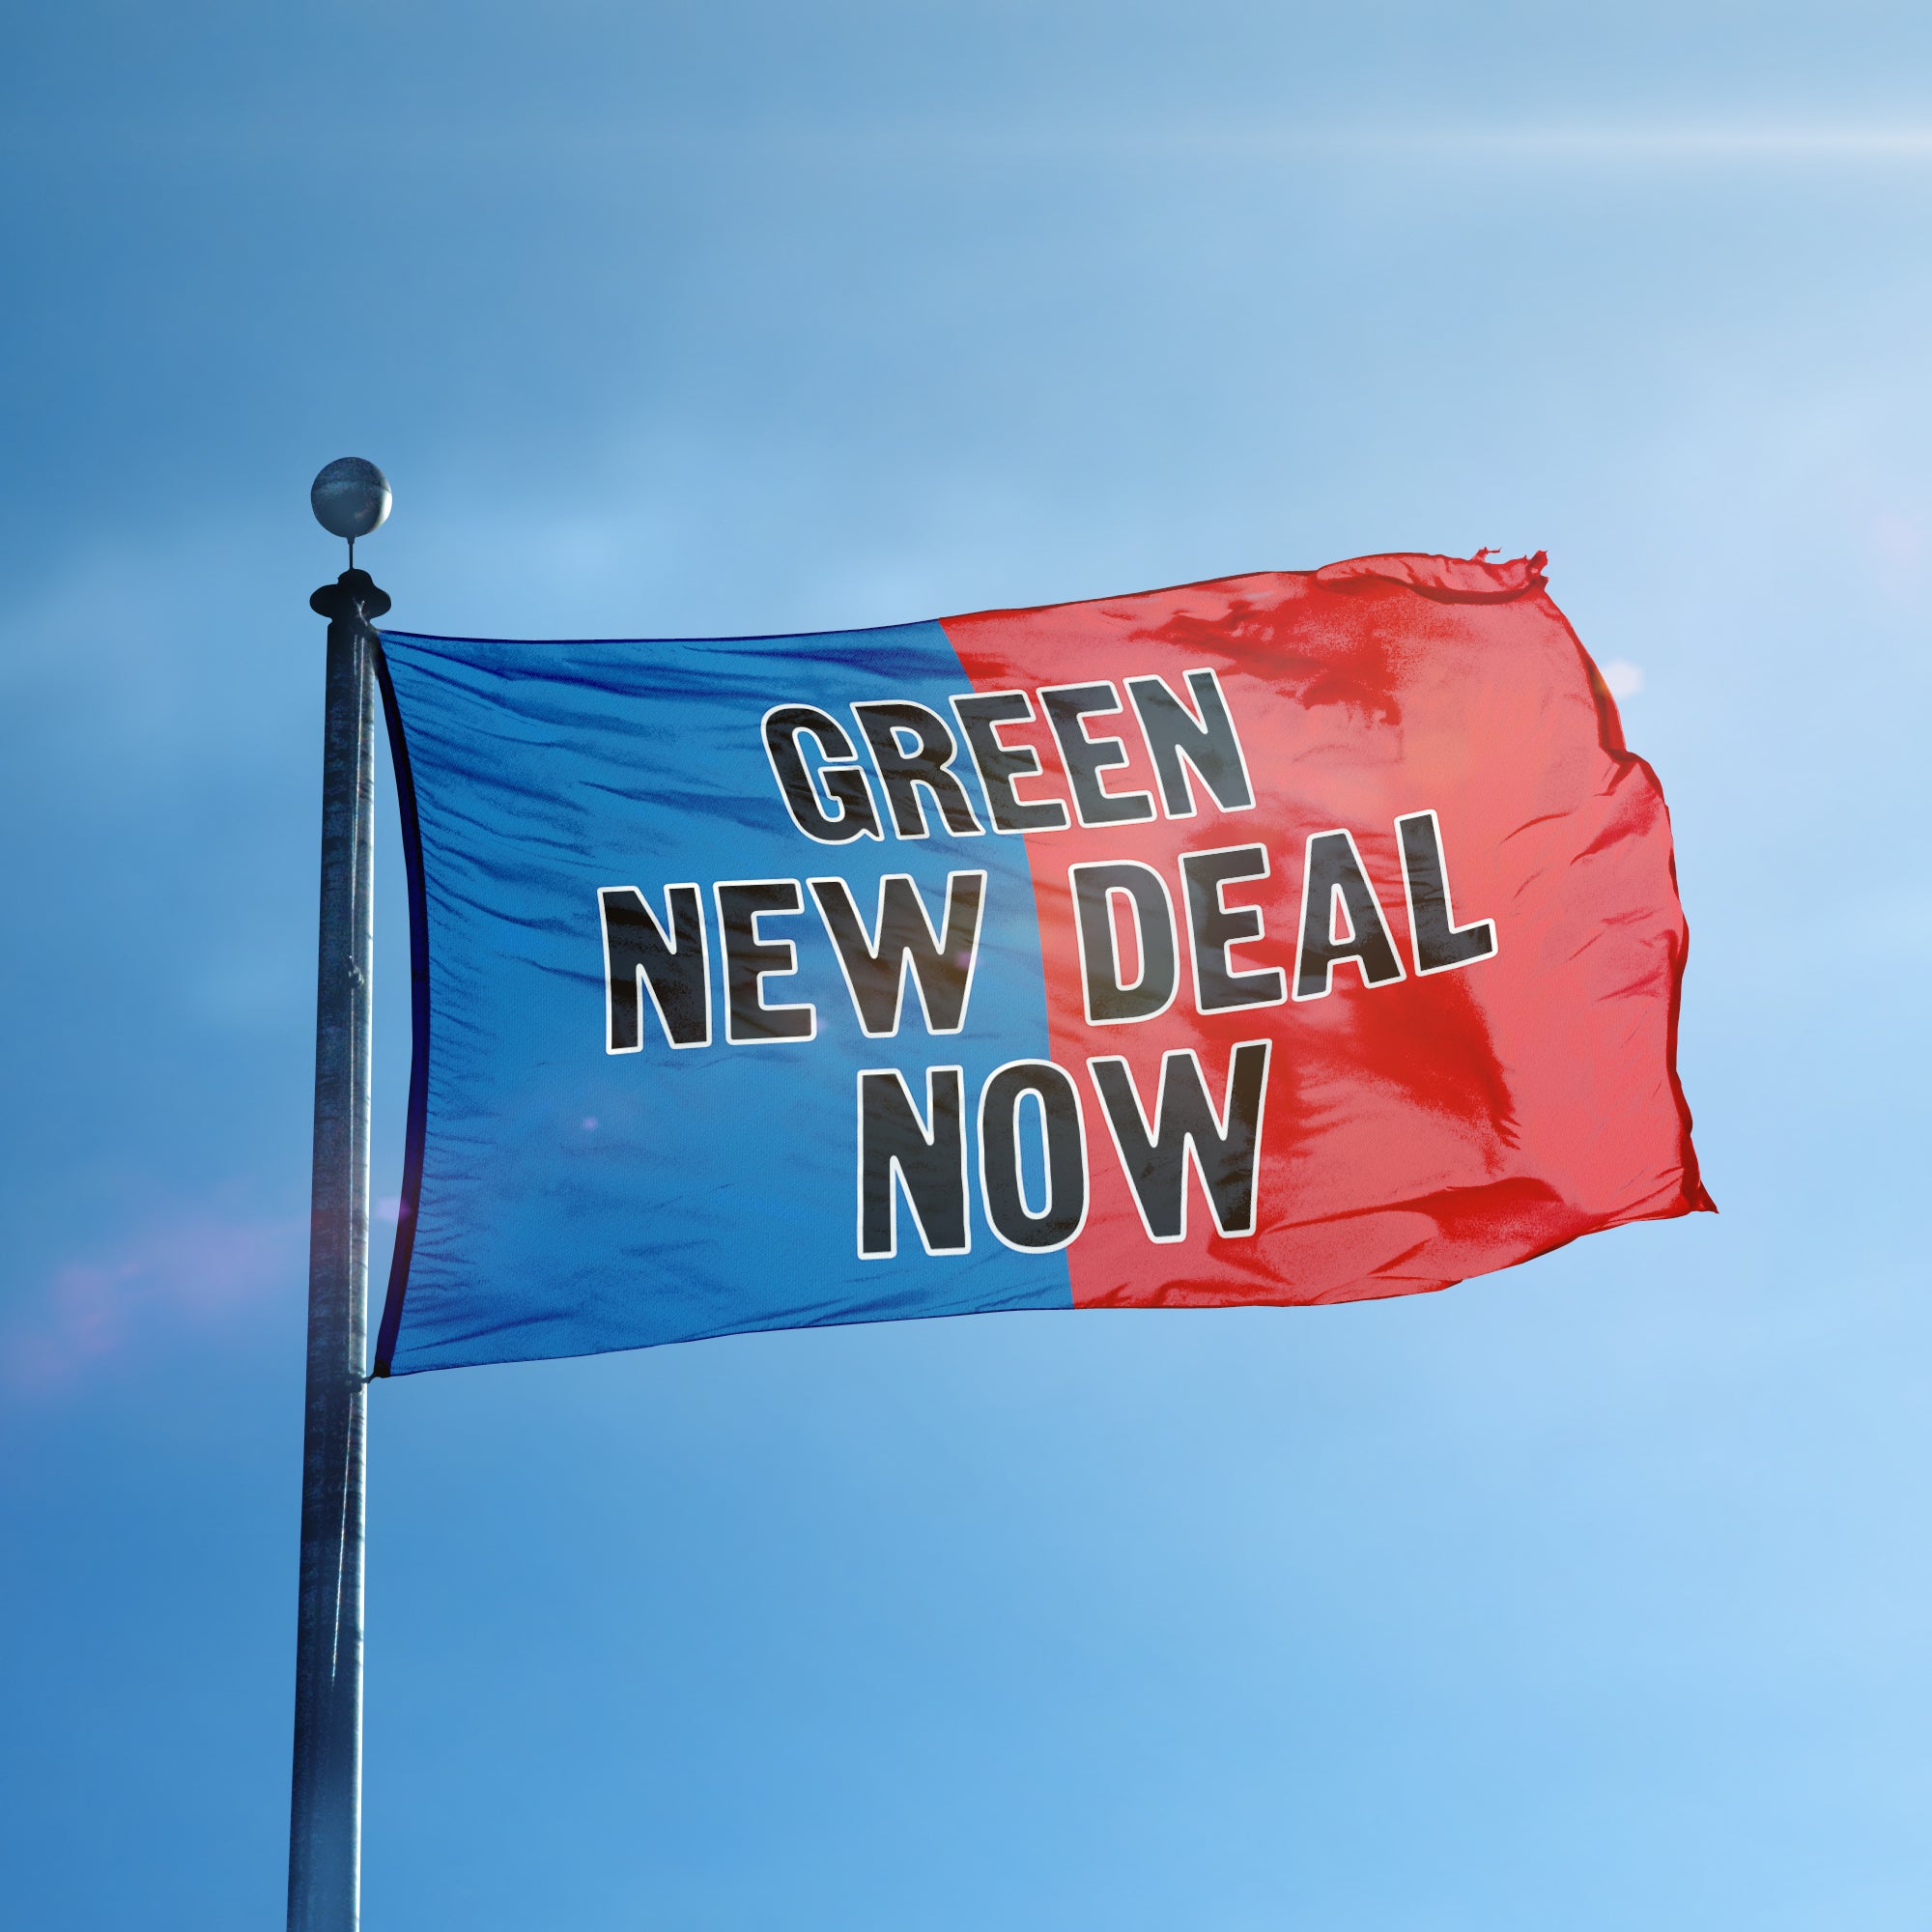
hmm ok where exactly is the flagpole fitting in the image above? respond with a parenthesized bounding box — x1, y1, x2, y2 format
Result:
(311, 457, 392, 572)
(310, 572, 392, 628)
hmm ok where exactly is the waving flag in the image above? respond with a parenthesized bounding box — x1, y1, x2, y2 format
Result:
(371, 551, 1709, 1375)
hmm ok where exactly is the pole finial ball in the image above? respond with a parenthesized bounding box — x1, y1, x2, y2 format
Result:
(310, 458, 392, 541)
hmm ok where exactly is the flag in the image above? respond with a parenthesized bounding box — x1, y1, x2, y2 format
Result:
(371, 551, 1709, 1376)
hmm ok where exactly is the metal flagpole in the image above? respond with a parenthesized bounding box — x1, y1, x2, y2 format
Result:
(289, 460, 392, 1932)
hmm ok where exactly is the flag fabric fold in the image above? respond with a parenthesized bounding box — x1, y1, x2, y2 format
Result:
(372, 553, 1708, 1377)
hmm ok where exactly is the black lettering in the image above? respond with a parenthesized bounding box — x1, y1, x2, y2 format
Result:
(851, 701, 984, 839)
(598, 884, 710, 1050)
(1180, 846, 1284, 1013)
(1397, 810, 1497, 975)
(763, 705, 883, 843)
(715, 880, 815, 1042)
(1089, 1043, 1271, 1242)
(1125, 669, 1254, 817)
(1041, 683, 1156, 827)
(857, 1066, 969, 1256)
(810, 870, 985, 1036)
(978, 1061, 1088, 1251)
(950, 691, 1069, 834)
(1070, 862, 1178, 1025)
(1293, 831, 1406, 1000)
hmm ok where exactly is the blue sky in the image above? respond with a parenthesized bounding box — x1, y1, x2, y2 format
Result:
(3, 4, 1930, 1926)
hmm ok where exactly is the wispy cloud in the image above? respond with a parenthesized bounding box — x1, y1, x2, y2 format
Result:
(1, 1206, 305, 1393)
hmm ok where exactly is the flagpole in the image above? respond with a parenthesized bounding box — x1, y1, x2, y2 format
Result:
(290, 462, 391, 1932)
